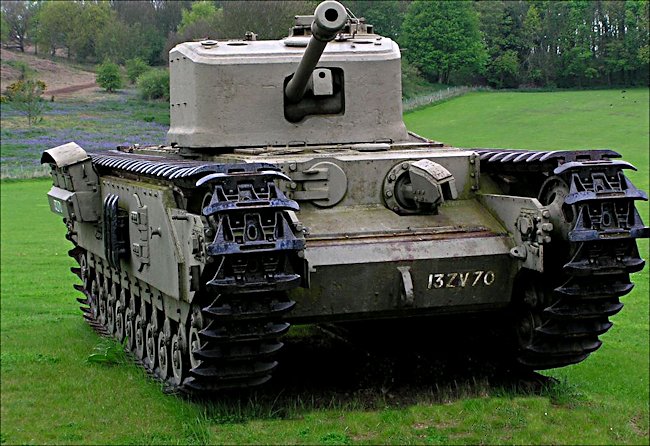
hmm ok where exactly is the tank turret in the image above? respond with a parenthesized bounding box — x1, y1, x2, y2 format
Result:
(167, 1, 409, 149)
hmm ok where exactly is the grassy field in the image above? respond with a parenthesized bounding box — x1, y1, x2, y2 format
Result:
(1, 89, 648, 444)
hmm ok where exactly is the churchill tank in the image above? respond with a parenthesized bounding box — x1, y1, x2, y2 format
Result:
(42, 1, 648, 393)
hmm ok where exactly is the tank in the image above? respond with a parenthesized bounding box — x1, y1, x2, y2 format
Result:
(42, 1, 648, 393)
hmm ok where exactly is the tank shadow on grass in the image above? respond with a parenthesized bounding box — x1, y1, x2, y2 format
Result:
(185, 315, 557, 418)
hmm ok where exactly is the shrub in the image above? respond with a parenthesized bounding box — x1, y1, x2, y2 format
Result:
(401, 59, 441, 99)
(5, 79, 47, 126)
(125, 57, 150, 84)
(137, 69, 169, 100)
(7, 60, 35, 80)
(96, 60, 123, 92)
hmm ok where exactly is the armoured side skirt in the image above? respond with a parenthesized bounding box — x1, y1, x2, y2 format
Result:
(288, 234, 516, 322)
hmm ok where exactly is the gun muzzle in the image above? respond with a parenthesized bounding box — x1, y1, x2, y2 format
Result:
(285, 1, 347, 103)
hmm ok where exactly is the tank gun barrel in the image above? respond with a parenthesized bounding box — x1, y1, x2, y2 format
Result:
(284, 1, 347, 103)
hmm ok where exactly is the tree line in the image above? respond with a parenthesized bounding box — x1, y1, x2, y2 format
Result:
(401, 0, 649, 88)
(1, 0, 648, 89)
(0, 0, 315, 65)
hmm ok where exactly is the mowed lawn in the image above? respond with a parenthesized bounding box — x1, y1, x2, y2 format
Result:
(1, 89, 648, 444)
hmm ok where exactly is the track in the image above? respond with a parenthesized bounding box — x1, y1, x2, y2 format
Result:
(477, 148, 648, 368)
(58, 148, 648, 391)
(66, 152, 305, 394)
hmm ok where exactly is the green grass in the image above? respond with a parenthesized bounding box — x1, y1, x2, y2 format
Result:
(1, 89, 648, 444)
(0, 181, 212, 444)
(131, 100, 171, 126)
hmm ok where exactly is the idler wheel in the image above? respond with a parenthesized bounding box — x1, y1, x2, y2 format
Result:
(538, 176, 574, 239)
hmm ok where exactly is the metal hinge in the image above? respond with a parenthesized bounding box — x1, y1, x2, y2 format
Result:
(130, 206, 150, 267)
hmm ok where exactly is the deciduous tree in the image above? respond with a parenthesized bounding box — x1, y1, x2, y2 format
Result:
(345, 1, 409, 40)
(6, 79, 46, 126)
(36, 1, 81, 58)
(219, 1, 314, 39)
(68, 2, 113, 61)
(177, 0, 221, 34)
(0, 10, 10, 44)
(1, 0, 37, 52)
(125, 57, 150, 84)
(400, 1, 487, 84)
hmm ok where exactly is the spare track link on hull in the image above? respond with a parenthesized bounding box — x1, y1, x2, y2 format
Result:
(477, 149, 648, 369)
(68, 152, 304, 394)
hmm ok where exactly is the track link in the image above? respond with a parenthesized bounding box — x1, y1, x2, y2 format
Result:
(477, 149, 648, 369)
(64, 153, 304, 394)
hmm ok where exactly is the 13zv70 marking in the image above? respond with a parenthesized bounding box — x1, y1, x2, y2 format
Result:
(427, 270, 496, 289)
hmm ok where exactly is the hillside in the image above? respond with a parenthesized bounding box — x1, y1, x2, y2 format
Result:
(0, 48, 97, 97)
